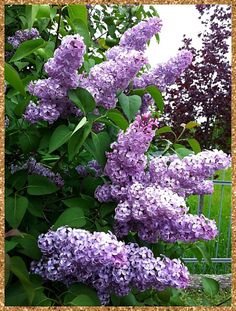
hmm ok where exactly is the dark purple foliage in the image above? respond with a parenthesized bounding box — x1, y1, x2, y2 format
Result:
(162, 5, 231, 153)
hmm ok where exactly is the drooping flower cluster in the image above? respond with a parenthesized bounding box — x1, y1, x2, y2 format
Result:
(78, 49, 147, 109)
(24, 35, 85, 123)
(8, 28, 40, 48)
(76, 160, 103, 178)
(134, 50, 193, 91)
(104, 113, 158, 185)
(133, 50, 193, 113)
(95, 115, 231, 243)
(149, 150, 231, 197)
(31, 226, 189, 305)
(11, 157, 64, 187)
(77, 17, 163, 110)
(106, 17, 162, 58)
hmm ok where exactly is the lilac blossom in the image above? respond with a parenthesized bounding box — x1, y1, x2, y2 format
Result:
(133, 50, 193, 91)
(31, 226, 189, 305)
(104, 113, 157, 185)
(24, 35, 85, 124)
(75, 160, 103, 178)
(8, 28, 40, 48)
(78, 49, 147, 109)
(95, 115, 230, 243)
(133, 50, 193, 113)
(11, 157, 64, 187)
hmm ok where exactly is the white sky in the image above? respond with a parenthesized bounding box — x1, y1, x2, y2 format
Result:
(145, 5, 202, 65)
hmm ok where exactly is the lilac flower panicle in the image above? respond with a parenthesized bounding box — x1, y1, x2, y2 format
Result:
(95, 115, 230, 243)
(79, 50, 147, 109)
(11, 157, 64, 187)
(8, 28, 40, 48)
(119, 17, 162, 52)
(31, 227, 189, 305)
(134, 50, 193, 92)
(133, 50, 193, 112)
(24, 35, 86, 124)
(104, 114, 158, 185)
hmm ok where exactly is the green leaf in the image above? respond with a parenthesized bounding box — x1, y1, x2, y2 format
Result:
(48, 125, 72, 153)
(64, 284, 100, 306)
(156, 287, 172, 302)
(53, 207, 86, 229)
(202, 277, 220, 297)
(175, 147, 194, 158)
(25, 5, 40, 28)
(187, 138, 201, 154)
(5, 63, 26, 96)
(118, 93, 142, 122)
(68, 88, 95, 114)
(36, 5, 51, 19)
(146, 85, 164, 113)
(71, 116, 87, 136)
(119, 293, 137, 306)
(106, 109, 129, 130)
(68, 123, 92, 161)
(156, 126, 173, 135)
(27, 175, 58, 195)
(62, 197, 94, 209)
(68, 4, 88, 25)
(185, 121, 200, 129)
(36, 41, 55, 60)
(72, 18, 91, 46)
(5, 282, 28, 306)
(194, 242, 211, 265)
(10, 38, 45, 62)
(15, 234, 41, 260)
(91, 131, 111, 166)
(5, 240, 18, 253)
(5, 196, 28, 229)
(10, 256, 35, 304)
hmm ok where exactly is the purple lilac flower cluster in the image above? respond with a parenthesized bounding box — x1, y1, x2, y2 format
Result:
(104, 113, 158, 185)
(78, 49, 147, 109)
(8, 28, 40, 48)
(149, 150, 231, 197)
(133, 50, 193, 113)
(76, 160, 103, 178)
(31, 226, 189, 305)
(11, 157, 64, 187)
(24, 35, 85, 123)
(95, 115, 230, 243)
(78, 18, 162, 110)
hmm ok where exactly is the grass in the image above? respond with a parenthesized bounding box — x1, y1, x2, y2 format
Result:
(184, 168, 232, 274)
(182, 288, 231, 306)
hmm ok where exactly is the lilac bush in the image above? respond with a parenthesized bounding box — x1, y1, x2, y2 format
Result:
(5, 4, 231, 307)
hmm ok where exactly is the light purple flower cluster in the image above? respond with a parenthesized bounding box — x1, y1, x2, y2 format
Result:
(149, 150, 231, 196)
(31, 226, 189, 305)
(24, 35, 85, 123)
(78, 49, 147, 109)
(134, 50, 193, 91)
(95, 116, 230, 243)
(106, 17, 162, 57)
(104, 113, 158, 185)
(76, 160, 103, 178)
(11, 157, 64, 187)
(133, 50, 193, 113)
(8, 28, 40, 48)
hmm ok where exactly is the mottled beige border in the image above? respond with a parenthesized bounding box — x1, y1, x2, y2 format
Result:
(1, 0, 235, 310)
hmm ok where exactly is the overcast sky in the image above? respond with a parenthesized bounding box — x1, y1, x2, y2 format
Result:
(145, 5, 202, 65)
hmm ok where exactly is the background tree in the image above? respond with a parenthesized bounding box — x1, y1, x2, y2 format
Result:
(162, 4, 231, 153)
